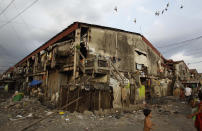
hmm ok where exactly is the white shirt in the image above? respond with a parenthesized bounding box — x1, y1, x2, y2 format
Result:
(185, 87, 192, 96)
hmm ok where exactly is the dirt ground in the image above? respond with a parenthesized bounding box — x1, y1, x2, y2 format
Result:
(0, 94, 196, 131)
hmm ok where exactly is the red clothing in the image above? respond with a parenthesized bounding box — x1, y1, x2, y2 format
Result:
(195, 102, 202, 131)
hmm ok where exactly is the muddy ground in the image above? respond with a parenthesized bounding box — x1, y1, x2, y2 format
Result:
(0, 93, 196, 131)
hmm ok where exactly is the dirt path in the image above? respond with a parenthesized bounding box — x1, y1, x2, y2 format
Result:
(0, 96, 196, 131)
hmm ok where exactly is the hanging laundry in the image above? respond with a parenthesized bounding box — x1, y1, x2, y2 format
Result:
(114, 6, 117, 12)
(162, 10, 164, 14)
(134, 18, 136, 23)
(167, 3, 169, 7)
(155, 11, 160, 16)
(139, 85, 145, 100)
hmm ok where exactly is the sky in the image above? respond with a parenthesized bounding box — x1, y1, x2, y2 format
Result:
(0, 0, 202, 73)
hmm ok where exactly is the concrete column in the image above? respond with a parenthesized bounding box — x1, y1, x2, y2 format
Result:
(73, 28, 81, 82)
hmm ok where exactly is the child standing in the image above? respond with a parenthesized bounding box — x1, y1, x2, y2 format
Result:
(143, 109, 154, 131)
(190, 97, 198, 122)
(188, 92, 202, 131)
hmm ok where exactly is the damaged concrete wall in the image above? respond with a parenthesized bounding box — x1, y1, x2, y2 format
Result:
(47, 70, 68, 104)
(174, 62, 190, 81)
(88, 27, 164, 76)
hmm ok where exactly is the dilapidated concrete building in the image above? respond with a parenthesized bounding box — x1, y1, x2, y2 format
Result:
(0, 22, 180, 112)
(173, 60, 190, 81)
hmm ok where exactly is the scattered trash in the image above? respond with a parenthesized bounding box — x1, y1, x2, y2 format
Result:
(13, 92, 24, 102)
(59, 111, 65, 115)
(27, 113, 33, 118)
(77, 115, 83, 119)
(46, 111, 53, 116)
(65, 118, 70, 122)
(16, 115, 23, 118)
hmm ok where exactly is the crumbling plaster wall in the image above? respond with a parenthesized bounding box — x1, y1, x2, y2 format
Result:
(47, 70, 68, 104)
(88, 27, 163, 76)
(174, 62, 190, 81)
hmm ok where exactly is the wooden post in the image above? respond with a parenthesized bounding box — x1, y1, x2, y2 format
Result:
(76, 86, 80, 111)
(45, 71, 48, 97)
(99, 90, 101, 110)
(66, 86, 70, 109)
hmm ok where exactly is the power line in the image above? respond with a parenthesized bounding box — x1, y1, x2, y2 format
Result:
(0, 9, 31, 56)
(157, 35, 202, 48)
(0, 0, 5, 5)
(0, 0, 39, 30)
(0, 20, 54, 33)
(188, 50, 202, 56)
(188, 47, 202, 54)
(0, 0, 15, 16)
(162, 47, 202, 55)
(188, 60, 202, 65)
(13, 2, 39, 49)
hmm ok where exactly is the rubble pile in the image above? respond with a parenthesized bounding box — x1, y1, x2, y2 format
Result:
(150, 96, 185, 115)
(0, 96, 51, 121)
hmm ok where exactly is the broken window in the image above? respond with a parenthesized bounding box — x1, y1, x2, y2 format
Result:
(134, 48, 148, 68)
(80, 27, 89, 59)
(136, 63, 143, 70)
(80, 43, 87, 59)
(135, 50, 147, 56)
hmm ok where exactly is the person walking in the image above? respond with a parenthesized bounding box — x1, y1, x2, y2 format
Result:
(185, 86, 192, 103)
(188, 92, 202, 131)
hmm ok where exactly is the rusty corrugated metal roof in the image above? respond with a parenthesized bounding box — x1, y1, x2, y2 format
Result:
(4, 22, 167, 73)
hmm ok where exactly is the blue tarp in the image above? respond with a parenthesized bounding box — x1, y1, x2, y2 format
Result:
(29, 80, 42, 86)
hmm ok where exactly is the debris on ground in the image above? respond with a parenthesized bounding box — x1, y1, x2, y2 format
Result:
(0, 96, 195, 131)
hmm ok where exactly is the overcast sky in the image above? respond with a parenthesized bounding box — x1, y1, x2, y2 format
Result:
(0, 0, 202, 73)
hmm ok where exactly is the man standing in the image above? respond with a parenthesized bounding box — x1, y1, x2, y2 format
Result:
(185, 86, 192, 103)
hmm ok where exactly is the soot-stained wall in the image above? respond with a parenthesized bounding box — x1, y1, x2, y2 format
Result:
(87, 27, 163, 76)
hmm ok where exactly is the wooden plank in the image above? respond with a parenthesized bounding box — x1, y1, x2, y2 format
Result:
(62, 67, 74, 72)
(27, 71, 46, 76)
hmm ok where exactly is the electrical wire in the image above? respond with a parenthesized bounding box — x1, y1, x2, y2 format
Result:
(188, 60, 202, 65)
(13, 2, 39, 49)
(0, 12, 31, 56)
(0, 20, 54, 32)
(0, 0, 5, 6)
(0, 0, 39, 30)
(187, 50, 202, 56)
(0, 0, 15, 16)
(157, 35, 202, 49)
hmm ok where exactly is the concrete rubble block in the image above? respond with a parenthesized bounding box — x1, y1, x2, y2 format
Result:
(96, 109, 104, 116)
(103, 109, 111, 114)
(15, 103, 22, 109)
(83, 110, 93, 116)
